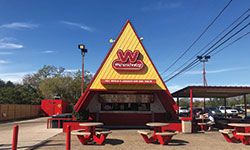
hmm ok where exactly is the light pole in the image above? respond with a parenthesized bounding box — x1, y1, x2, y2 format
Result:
(78, 44, 88, 96)
(197, 55, 211, 109)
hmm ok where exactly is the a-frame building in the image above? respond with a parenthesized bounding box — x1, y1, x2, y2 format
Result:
(74, 20, 179, 126)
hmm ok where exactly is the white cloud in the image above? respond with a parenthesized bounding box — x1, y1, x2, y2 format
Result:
(41, 50, 54, 54)
(61, 21, 94, 32)
(168, 85, 184, 93)
(0, 71, 35, 83)
(0, 22, 38, 29)
(0, 38, 23, 49)
(0, 37, 17, 42)
(0, 70, 95, 83)
(0, 52, 13, 55)
(64, 69, 95, 76)
(0, 43, 23, 49)
(141, 2, 182, 11)
(0, 60, 8, 64)
(167, 83, 202, 93)
(185, 67, 248, 75)
(65, 69, 79, 72)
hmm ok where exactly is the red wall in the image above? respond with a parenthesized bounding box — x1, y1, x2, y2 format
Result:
(93, 113, 166, 126)
(89, 113, 182, 132)
(41, 100, 69, 116)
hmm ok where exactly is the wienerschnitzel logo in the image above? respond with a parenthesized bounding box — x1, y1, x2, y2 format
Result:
(112, 50, 144, 71)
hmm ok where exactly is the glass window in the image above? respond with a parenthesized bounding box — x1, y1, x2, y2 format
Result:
(101, 103, 150, 111)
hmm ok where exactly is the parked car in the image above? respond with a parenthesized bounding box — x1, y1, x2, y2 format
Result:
(234, 104, 250, 114)
(179, 106, 190, 114)
(233, 107, 245, 114)
(218, 106, 238, 116)
(204, 107, 222, 116)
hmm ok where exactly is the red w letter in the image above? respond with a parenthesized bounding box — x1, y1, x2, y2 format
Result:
(117, 50, 139, 63)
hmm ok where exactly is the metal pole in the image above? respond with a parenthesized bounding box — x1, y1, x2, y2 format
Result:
(203, 61, 206, 109)
(177, 95, 179, 116)
(197, 56, 210, 110)
(244, 94, 247, 118)
(12, 125, 19, 150)
(190, 89, 193, 120)
(81, 54, 84, 96)
(66, 125, 71, 150)
(224, 98, 227, 118)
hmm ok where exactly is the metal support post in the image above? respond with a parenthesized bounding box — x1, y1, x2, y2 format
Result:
(244, 94, 247, 118)
(66, 125, 71, 150)
(12, 125, 19, 150)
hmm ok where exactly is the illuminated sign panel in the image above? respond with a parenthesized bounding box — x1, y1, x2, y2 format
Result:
(112, 50, 144, 71)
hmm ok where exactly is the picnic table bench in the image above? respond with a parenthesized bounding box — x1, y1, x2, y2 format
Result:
(138, 122, 177, 145)
(197, 122, 215, 131)
(236, 132, 250, 145)
(71, 129, 91, 145)
(220, 123, 250, 145)
(72, 122, 111, 145)
(219, 129, 237, 143)
(137, 130, 177, 145)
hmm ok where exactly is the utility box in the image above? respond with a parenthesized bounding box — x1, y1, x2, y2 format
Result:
(41, 99, 69, 116)
(181, 118, 192, 133)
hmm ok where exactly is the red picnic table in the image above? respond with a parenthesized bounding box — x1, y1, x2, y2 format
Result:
(195, 118, 214, 131)
(220, 123, 250, 145)
(138, 122, 177, 145)
(228, 123, 250, 145)
(72, 122, 111, 145)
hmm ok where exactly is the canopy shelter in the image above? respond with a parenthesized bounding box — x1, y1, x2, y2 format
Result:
(171, 86, 250, 118)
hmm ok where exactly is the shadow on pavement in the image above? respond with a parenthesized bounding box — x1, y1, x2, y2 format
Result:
(30, 140, 64, 150)
(84, 138, 124, 146)
(0, 144, 12, 150)
(104, 138, 124, 145)
(151, 139, 189, 146)
(168, 139, 189, 146)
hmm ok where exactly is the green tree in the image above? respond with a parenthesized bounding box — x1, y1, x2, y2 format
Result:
(193, 100, 203, 107)
(206, 98, 225, 107)
(179, 98, 190, 107)
(0, 65, 93, 105)
(23, 65, 65, 89)
(0, 83, 41, 104)
(38, 69, 93, 104)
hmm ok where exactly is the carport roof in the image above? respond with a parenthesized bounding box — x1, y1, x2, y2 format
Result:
(171, 86, 250, 98)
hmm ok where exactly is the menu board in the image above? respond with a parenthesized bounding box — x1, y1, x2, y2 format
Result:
(99, 94, 154, 103)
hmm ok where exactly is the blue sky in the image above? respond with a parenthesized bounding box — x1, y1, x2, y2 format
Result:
(0, 0, 249, 93)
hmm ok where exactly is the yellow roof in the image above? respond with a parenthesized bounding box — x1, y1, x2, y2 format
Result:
(90, 20, 167, 90)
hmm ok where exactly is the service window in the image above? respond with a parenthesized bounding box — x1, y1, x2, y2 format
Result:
(101, 103, 150, 111)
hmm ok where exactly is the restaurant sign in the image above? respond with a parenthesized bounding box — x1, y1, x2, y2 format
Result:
(112, 50, 144, 71)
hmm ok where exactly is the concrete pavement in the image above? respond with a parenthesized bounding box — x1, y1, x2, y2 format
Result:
(32, 129, 249, 150)
(0, 117, 61, 150)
